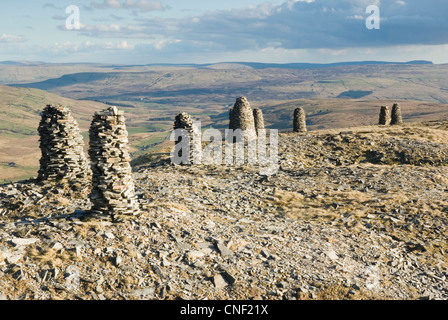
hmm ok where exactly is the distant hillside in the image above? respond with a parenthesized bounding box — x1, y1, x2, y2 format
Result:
(0, 61, 47, 66)
(258, 99, 448, 131)
(203, 60, 434, 70)
(0, 84, 179, 183)
(0, 85, 108, 183)
(1, 59, 434, 68)
(0, 63, 115, 85)
(10, 63, 448, 105)
(1, 60, 436, 85)
(3, 61, 448, 183)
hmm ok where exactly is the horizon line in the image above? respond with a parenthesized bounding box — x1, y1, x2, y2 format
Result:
(0, 59, 438, 67)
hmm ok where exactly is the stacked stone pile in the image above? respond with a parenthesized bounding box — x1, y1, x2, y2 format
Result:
(391, 103, 403, 125)
(174, 112, 194, 133)
(293, 107, 307, 133)
(2, 119, 448, 300)
(37, 104, 90, 182)
(379, 106, 391, 125)
(253, 108, 265, 134)
(232, 97, 256, 131)
(230, 97, 257, 141)
(173, 112, 195, 164)
(88, 106, 140, 220)
(229, 107, 236, 130)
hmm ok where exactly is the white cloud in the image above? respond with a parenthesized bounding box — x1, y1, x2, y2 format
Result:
(42, 2, 63, 10)
(316, 48, 348, 56)
(35, 0, 448, 64)
(91, 0, 123, 9)
(163, 0, 448, 52)
(154, 39, 181, 50)
(107, 40, 134, 49)
(128, 0, 164, 12)
(50, 40, 134, 54)
(90, 0, 165, 12)
(87, 24, 122, 32)
(0, 34, 25, 43)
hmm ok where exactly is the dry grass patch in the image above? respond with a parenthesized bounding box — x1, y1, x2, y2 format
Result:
(273, 189, 339, 220)
(314, 284, 388, 300)
(26, 246, 80, 267)
(148, 201, 191, 214)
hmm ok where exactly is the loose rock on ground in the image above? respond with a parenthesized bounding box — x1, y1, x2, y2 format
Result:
(0, 121, 447, 300)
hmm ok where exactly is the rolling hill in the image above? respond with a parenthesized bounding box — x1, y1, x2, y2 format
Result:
(9, 63, 448, 106)
(2, 61, 448, 182)
(0, 85, 108, 183)
(1, 60, 448, 301)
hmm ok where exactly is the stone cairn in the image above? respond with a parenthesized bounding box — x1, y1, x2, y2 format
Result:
(88, 106, 140, 220)
(293, 107, 307, 133)
(229, 107, 236, 130)
(229, 96, 257, 141)
(37, 104, 90, 183)
(173, 112, 195, 164)
(378, 106, 391, 125)
(391, 103, 403, 125)
(253, 108, 265, 135)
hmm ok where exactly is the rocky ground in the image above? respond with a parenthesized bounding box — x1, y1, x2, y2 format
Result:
(0, 121, 447, 300)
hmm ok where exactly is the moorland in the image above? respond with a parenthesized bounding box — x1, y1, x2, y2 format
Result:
(1, 60, 448, 182)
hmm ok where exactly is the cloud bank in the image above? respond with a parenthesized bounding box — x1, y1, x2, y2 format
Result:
(162, 0, 448, 51)
(69, 0, 448, 59)
(4, 0, 448, 64)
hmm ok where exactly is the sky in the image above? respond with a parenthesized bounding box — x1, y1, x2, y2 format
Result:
(0, 0, 448, 65)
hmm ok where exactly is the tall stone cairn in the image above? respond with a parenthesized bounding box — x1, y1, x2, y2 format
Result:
(174, 112, 195, 164)
(37, 104, 90, 182)
(229, 107, 236, 130)
(293, 107, 307, 133)
(390, 103, 403, 125)
(88, 106, 140, 220)
(231, 96, 257, 140)
(174, 111, 194, 132)
(378, 106, 391, 125)
(253, 108, 265, 135)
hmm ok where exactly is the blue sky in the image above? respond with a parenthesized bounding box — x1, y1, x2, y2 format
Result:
(0, 0, 447, 64)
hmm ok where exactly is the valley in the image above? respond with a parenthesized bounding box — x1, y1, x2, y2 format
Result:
(1, 61, 448, 182)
